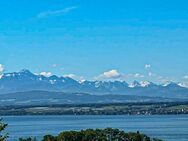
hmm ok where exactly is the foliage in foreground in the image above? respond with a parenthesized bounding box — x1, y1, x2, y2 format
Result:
(19, 128, 163, 141)
(0, 119, 8, 141)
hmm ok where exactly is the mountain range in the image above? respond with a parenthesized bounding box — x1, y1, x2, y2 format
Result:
(0, 69, 188, 105)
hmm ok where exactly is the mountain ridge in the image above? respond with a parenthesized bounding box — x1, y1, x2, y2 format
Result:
(0, 69, 188, 100)
(0, 90, 185, 106)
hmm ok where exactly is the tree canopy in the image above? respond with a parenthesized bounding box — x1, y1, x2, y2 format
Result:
(20, 128, 163, 141)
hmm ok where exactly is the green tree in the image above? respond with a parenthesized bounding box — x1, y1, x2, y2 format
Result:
(129, 132, 142, 141)
(82, 129, 97, 141)
(42, 135, 57, 141)
(19, 128, 164, 141)
(0, 118, 8, 141)
(19, 137, 37, 141)
(57, 131, 83, 141)
(143, 136, 151, 141)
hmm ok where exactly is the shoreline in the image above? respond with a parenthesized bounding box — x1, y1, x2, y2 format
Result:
(1, 102, 188, 116)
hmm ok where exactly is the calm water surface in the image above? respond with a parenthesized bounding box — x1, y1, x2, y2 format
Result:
(2, 115, 188, 141)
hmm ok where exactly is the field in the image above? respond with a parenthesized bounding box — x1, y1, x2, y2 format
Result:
(1, 102, 188, 115)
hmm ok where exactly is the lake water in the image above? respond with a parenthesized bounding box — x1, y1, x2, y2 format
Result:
(2, 115, 188, 141)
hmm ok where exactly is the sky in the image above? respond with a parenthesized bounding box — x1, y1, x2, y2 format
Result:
(0, 0, 188, 83)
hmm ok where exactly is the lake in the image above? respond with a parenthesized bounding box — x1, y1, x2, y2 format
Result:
(2, 115, 188, 141)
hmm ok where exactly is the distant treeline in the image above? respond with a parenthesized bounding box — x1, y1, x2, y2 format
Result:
(0, 102, 188, 115)
(1, 101, 188, 108)
(19, 128, 163, 141)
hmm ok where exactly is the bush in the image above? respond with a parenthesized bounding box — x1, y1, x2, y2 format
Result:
(0, 118, 8, 141)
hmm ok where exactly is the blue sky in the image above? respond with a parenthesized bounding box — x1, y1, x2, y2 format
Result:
(0, 0, 188, 83)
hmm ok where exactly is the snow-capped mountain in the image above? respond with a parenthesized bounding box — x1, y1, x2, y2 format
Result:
(140, 81, 152, 87)
(178, 82, 188, 88)
(129, 81, 141, 88)
(0, 70, 188, 99)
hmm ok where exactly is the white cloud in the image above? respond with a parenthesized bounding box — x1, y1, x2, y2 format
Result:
(103, 70, 120, 78)
(52, 64, 57, 68)
(95, 69, 121, 80)
(94, 69, 147, 81)
(133, 73, 144, 78)
(183, 75, 188, 80)
(60, 67, 64, 70)
(40, 72, 52, 77)
(127, 73, 145, 78)
(37, 6, 78, 18)
(148, 72, 157, 77)
(63, 74, 85, 82)
(148, 72, 152, 76)
(0, 64, 4, 72)
(145, 64, 151, 69)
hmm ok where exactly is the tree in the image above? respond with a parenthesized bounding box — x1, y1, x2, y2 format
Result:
(57, 131, 83, 141)
(42, 135, 57, 141)
(19, 137, 37, 141)
(0, 118, 8, 141)
(19, 128, 164, 141)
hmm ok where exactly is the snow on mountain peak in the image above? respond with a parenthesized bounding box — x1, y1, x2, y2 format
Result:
(162, 82, 177, 87)
(0, 74, 4, 79)
(178, 82, 188, 88)
(129, 81, 140, 88)
(140, 81, 151, 87)
(0, 69, 187, 95)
